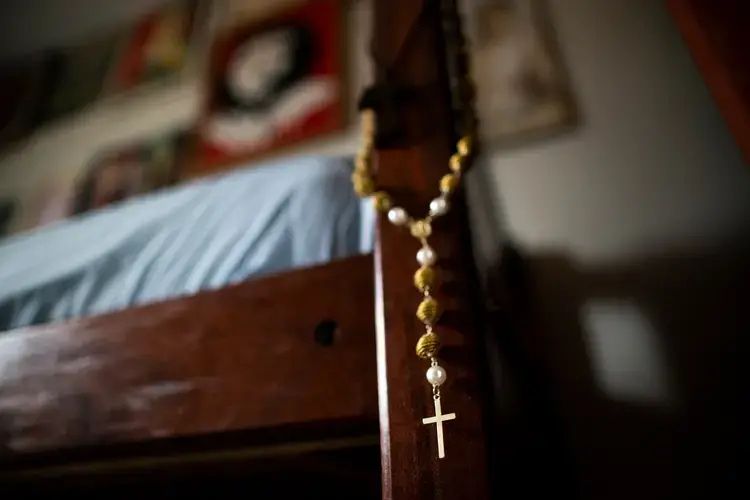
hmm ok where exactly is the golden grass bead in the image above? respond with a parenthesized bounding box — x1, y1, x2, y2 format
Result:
(361, 129, 374, 143)
(352, 175, 375, 197)
(457, 136, 473, 156)
(440, 173, 460, 194)
(409, 219, 432, 239)
(361, 115, 376, 142)
(351, 171, 370, 185)
(372, 191, 392, 212)
(449, 153, 463, 173)
(362, 127, 375, 142)
(414, 266, 436, 292)
(416, 297, 441, 325)
(354, 181, 375, 197)
(361, 108, 375, 127)
(416, 332, 441, 359)
(355, 154, 370, 172)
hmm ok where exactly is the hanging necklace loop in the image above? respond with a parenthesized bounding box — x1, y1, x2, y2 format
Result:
(352, 0, 477, 461)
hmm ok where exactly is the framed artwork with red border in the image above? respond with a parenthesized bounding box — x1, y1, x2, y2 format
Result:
(191, 0, 343, 177)
(106, 0, 204, 94)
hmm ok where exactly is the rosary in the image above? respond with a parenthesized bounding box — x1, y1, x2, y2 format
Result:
(351, 0, 476, 460)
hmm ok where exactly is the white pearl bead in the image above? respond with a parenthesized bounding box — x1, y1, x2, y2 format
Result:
(429, 197, 449, 216)
(387, 207, 408, 226)
(417, 246, 437, 266)
(426, 365, 447, 386)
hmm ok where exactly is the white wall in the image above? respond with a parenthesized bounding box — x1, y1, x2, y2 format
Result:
(2, 0, 748, 497)
(478, 0, 750, 262)
(466, 0, 749, 497)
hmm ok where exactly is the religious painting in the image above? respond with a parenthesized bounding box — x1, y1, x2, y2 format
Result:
(194, 0, 343, 175)
(106, 0, 204, 93)
(69, 131, 192, 217)
(469, 0, 575, 146)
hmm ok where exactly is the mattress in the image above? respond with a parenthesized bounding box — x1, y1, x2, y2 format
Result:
(0, 156, 375, 331)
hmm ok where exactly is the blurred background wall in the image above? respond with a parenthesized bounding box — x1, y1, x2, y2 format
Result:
(1, 0, 748, 498)
(0, 0, 372, 230)
(466, 1, 750, 497)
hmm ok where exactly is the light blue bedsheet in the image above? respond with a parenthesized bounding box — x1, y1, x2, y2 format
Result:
(0, 156, 375, 331)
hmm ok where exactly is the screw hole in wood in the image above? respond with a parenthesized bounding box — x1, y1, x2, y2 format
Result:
(314, 319, 339, 347)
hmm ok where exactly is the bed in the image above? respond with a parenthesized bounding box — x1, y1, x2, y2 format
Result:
(0, 0, 505, 498)
(0, 156, 373, 331)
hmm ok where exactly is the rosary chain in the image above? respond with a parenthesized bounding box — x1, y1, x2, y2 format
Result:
(351, 0, 477, 407)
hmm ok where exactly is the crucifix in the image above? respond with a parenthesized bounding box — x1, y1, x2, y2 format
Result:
(422, 396, 456, 459)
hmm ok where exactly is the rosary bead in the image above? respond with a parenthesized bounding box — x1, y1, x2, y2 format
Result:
(361, 109, 376, 130)
(416, 332, 441, 359)
(417, 297, 441, 325)
(440, 174, 460, 194)
(457, 136, 472, 156)
(352, 175, 375, 197)
(414, 266, 436, 292)
(355, 154, 370, 172)
(417, 246, 437, 266)
(410, 219, 432, 238)
(426, 364, 447, 386)
(429, 197, 449, 216)
(388, 207, 409, 226)
(373, 191, 392, 212)
(449, 153, 463, 173)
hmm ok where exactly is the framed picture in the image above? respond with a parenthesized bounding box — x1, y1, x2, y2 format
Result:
(69, 131, 192, 217)
(193, 0, 344, 175)
(106, 0, 204, 93)
(470, 0, 576, 146)
(7, 130, 193, 237)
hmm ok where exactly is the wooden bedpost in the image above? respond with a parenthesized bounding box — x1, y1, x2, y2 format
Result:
(371, 0, 492, 498)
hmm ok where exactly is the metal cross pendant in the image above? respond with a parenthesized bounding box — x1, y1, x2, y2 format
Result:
(422, 396, 456, 459)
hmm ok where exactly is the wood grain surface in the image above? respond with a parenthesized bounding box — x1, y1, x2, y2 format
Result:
(372, 0, 491, 498)
(0, 255, 377, 462)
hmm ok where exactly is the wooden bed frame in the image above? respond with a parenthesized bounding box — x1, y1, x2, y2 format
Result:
(3, 1, 743, 497)
(0, 0, 524, 497)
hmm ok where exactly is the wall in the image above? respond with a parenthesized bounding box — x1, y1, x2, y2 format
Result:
(0, 0, 372, 232)
(0, 0, 166, 60)
(1, 0, 749, 498)
(466, 0, 749, 498)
